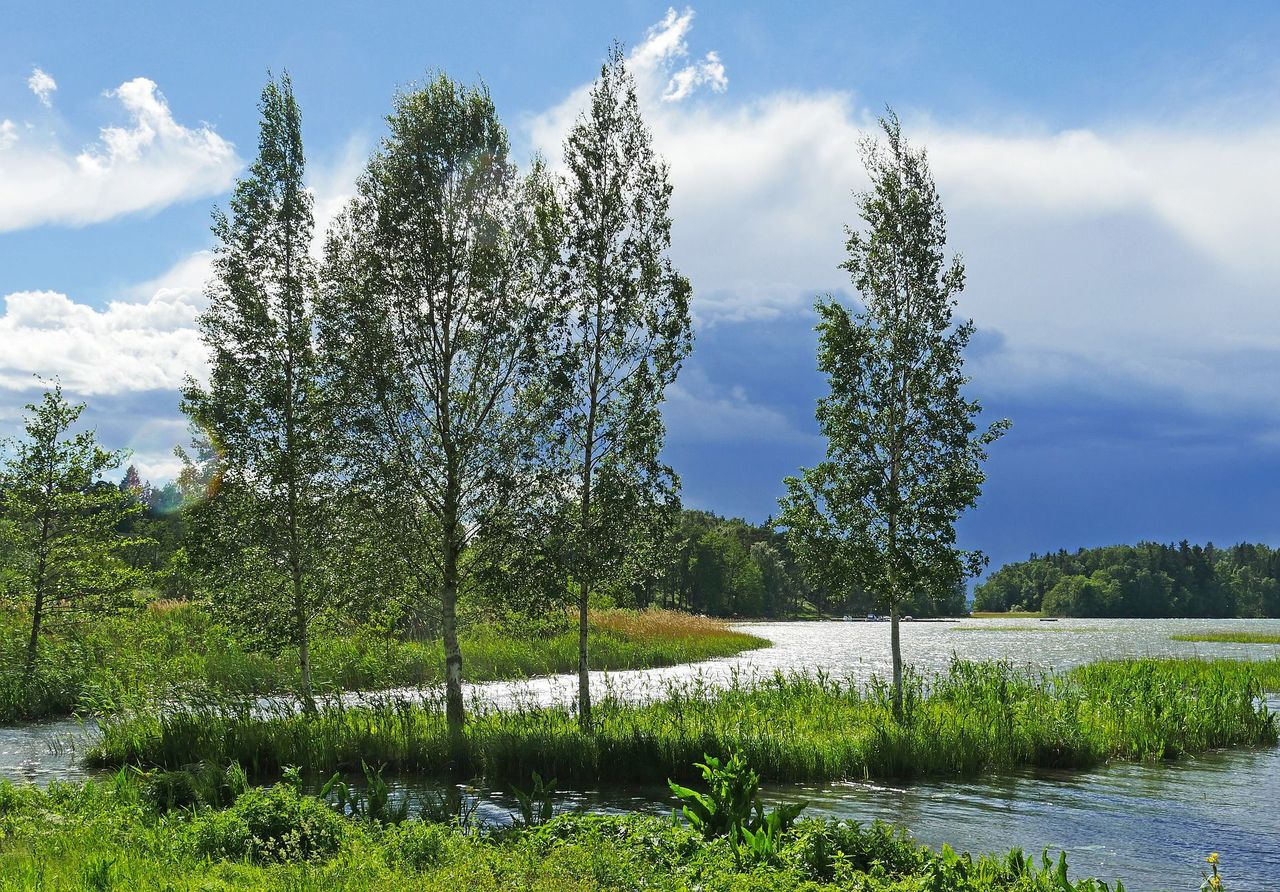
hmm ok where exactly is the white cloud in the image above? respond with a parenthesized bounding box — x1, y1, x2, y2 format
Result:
(27, 67, 56, 107)
(0, 252, 209, 396)
(665, 369, 813, 445)
(0, 77, 239, 232)
(528, 9, 1280, 416)
(0, 119, 16, 150)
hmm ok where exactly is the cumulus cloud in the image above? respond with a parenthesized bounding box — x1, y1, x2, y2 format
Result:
(0, 77, 239, 232)
(527, 8, 1280, 418)
(0, 119, 16, 150)
(27, 67, 56, 107)
(0, 253, 209, 396)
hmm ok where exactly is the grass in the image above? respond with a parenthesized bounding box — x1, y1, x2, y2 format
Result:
(1171, 631, 1280, 645)
(0, 606, 766, 724)
(0, 770, 1130, 890)
(90, 657, 1280, 787)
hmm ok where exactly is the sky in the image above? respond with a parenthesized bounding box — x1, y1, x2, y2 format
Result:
(1, 1, 1279, 575)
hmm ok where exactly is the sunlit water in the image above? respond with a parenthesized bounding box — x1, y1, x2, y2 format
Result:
(4, 618, 1279, 890)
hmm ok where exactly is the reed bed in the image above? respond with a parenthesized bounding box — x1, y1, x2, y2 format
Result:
(1170, 631, 1280, 645)
(0, 607, 764, 722)
(91, 657, 1280, 786)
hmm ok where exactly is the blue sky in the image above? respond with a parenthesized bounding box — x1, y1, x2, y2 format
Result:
(2, 2, 1279, 574)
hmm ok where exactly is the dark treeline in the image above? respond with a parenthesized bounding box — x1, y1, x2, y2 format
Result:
(974, 541, 1280, 617)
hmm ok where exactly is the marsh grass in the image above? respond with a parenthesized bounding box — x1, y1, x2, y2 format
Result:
(969, 611, 1044, 619)
(0, 607, 764, 723)
(91, 657, 1280, 787)
(1171, 631, 1280, 645)
(0, 775, 1127, 891)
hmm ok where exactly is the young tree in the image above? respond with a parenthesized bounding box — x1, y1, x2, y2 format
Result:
(779, 113, 1008, 717)
(181, 73, 332, 712)
(318, 75, 558, 745)
(1, 386, 142, 681)
(557, 45, 692, 727)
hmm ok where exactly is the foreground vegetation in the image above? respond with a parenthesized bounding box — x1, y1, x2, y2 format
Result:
(92, 658, 1279, 786)
(0, 763, 1129, 891)
(0, 606, 764, 724)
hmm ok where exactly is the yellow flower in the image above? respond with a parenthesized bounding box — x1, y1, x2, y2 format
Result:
(1206, 852, 1219, 865)
(1209, 876, 1221, 889)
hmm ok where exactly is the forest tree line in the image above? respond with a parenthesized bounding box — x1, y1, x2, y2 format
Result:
(973, 541, 1280, 617)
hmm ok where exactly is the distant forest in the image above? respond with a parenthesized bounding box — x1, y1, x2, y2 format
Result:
(973, 542, 1280, 618)
(115, 469, 964, 620)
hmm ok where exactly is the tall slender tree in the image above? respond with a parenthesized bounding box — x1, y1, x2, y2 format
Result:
(557, 45, 692, 728)
(181, 73, 331, 712)
(1, 386, 142, 682)
(779, 113, 1008, 718)
(318, 75, 559, 746)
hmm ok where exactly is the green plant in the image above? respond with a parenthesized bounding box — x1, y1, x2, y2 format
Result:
(190, 782, 347, 863)
(667, 753, 805, 866)
(320, 760, 410, 824)
(512, 772, 557, 828)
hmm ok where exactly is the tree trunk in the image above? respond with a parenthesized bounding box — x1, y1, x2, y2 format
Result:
(577, 442, 594, 731)
(441, 493, 466, 755)
(578, 571, 591, 730)
(24, 584, 44, 683)
(24, 512, 52, 683)
(292, 567, 315, 714)
(890, 602, 903, 720)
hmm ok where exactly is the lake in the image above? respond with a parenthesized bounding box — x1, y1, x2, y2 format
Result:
(4, 617, 1279, 890)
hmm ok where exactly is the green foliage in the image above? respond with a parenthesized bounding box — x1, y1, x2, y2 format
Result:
(0, 779, 1130, 890)
(0, 603, 762, 722)
(668, 752, 806, 866)
(93, 657, 1278, 788)
(976, 541, 1280, 617)
(191, 782, 347, 863)
(0, 386, 144, 682)
(778, 113, 1007, 714)
(549, 42, 694, 725)
(512, 771, 557, 828)
(320, 761, 410, 824)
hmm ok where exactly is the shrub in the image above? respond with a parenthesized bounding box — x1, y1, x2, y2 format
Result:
(190, 783, 346, 863)
(382, 820, 449, 870)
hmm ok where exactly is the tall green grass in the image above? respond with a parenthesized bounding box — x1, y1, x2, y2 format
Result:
(91, 657, 1280, 786)
(0, 606, 764, 723)
(1171, 631, 1280, 645)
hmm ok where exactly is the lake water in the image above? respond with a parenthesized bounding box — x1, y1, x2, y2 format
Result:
(3, 618, 1279, 890)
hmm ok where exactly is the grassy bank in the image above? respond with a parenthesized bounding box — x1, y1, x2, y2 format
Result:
(92, 657, 1280, 786)
(0, 772, 1128, 891)
(1171, 631, 1280, 645)
(968, 611, 1043, 619)
(0, 607, 766, 724)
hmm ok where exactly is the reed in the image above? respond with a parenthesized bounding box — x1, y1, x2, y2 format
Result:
(1171, 631, 1280, 645)
(0, 606, 764, 723)
(91, 657, 1280, 787)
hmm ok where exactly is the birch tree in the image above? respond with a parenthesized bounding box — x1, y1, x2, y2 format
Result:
(318, 75, 558, 745)
(779, 113, 1008, 718)
(557, 45, 692, 728)
(181, 73, 333, 712)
